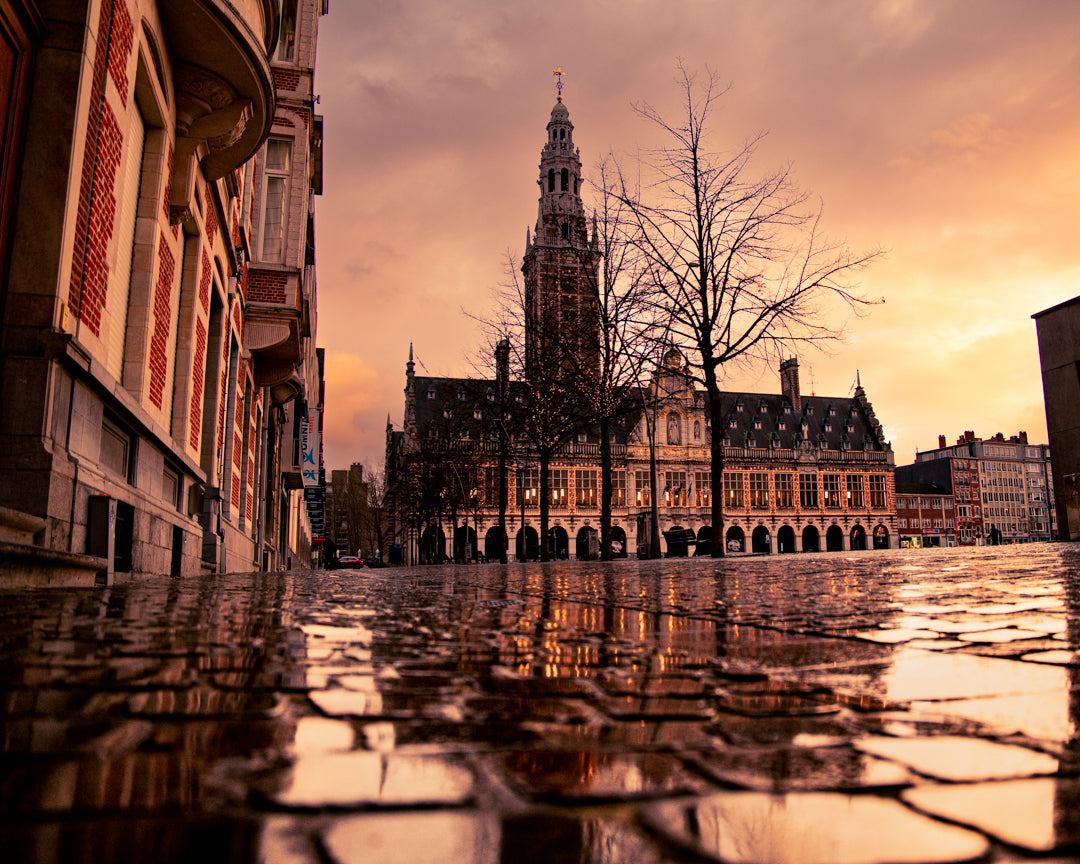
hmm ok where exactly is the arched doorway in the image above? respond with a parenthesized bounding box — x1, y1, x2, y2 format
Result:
(576, 526, 599, 560)
(726, 526, 745, 553)
(516, 526, 538, 561)
(421, 526, 446, 564)
(826, 525, 844, 552)
(777, 525, 796, 553)
(611, 526, 627, 558)
(484, 527, 506, 562)
(454, 525, 477, 561)
(695, 525, 712, 556)
(850, 524, 867, 551)
(873, 524, 890, 550)
(802, 525, 820, 553)
(752, 526, 771, 554)
(549, 525, 569, 560)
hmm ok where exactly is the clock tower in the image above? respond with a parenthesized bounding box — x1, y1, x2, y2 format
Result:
(522, 85, 600, 382)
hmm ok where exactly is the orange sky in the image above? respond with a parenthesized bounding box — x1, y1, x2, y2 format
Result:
(312, 0, 1080, 473)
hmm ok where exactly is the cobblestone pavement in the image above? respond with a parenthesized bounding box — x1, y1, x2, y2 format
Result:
(3, 544, 1080, 863)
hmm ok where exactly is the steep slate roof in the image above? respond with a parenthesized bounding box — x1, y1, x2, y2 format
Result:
(408, 375, 889, 453)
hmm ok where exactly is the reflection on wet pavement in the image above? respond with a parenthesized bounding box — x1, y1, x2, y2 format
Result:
(1, 544, 1079, 862)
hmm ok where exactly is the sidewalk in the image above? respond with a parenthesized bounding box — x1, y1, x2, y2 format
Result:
(1, 544, 1078, 863)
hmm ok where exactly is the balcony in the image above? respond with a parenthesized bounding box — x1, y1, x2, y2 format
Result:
(161, 0, 277, 198)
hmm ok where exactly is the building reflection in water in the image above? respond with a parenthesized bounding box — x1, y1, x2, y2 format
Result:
(0, 574, 308, 863)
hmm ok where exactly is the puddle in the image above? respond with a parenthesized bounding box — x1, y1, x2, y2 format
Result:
(695, 746, 913, 791)
(293, 717, 355, 755)
(854, 735, 1057, 781)
(903, 778, 1080, 853)
(274, 752, 474, 808)
(499, 750, 704, 801)
(322, 811, 500, 864)
(643, 791, 989, 864)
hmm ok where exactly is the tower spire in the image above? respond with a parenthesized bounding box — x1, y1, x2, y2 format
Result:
(553, 65, 564, 102)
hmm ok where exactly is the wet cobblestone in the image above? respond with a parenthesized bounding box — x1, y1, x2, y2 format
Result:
(3, 544, 1080, 862)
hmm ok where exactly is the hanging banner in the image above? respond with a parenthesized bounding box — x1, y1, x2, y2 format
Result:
(300, 409, 320, 487)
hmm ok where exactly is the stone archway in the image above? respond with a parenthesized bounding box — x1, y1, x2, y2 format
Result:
(777, 525, 796, 553)
(802, 525, 820, 553)
(454, 525, 477, 561)
(873, 524, 890, 550)
(725, 526, 745, 553)
(576, 526, 599, 560)
(695, 525, 712, 556)
(826, 525, 844, 552)
(850, 524, 867, 551)
(421, 526, 446, 564)
(611, 526, 627, 558)
(549, 525, 569, 560)
(484, 526, 506, 561)
(516, 526, 538, 561)
(751, 525, 771, 554)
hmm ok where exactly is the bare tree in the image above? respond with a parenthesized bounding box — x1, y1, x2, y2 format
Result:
(564, 155, 656, 559)
(472, 256, 592, 561)
(621, 63, 882, 556)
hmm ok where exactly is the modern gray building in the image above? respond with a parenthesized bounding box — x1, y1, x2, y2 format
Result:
(1033, 296, 1080, 540)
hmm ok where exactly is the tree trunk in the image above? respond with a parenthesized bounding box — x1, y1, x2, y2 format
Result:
(600, 414, 612, 560)
(539, 449, 551, 561)
(648, 413, 661, 559)
(704, 365, 725, 558)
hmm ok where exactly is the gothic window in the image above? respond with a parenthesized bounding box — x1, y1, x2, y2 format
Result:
(561, 168, 569, 191)
(666, 412, 681, 445)
(573, 176, 578, 194)
(548, 169, 555, 192)
(561, 223, 570, 240)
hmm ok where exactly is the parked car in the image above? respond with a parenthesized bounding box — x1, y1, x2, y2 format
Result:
(336, 556, 363, 568)
(363, 556, 387, 568)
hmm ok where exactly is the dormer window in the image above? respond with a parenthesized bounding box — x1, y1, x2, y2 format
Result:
(443, 409, 452, 420)
(754, 419, 762, 430)
(729, 419, 738, 429)
(426, 387, 435, 399)
(474, 409, 483, 420)
(578, 432, 587, 443)
(736, 403, 744, 413)
(806, 406, 814, 415)
(759, 404, 768, 413)
(486, 388, 494, 401)
(825, 423, 833, 432)
(829, 407, 837, 417)
(784, 406, 792, 415)
(846, 423, 855, 433)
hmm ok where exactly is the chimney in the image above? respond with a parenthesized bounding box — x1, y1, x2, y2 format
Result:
(1019, 431, 1028, 445)
(938, 435, 947, 449)
(779, 358, 801, 411)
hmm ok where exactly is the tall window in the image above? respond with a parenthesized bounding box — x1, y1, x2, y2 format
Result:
(278, 0, 298, 61)
(775, 473, 794, 509)
(823, 474, 842, 508)
(520, 469, 539, 508)
(846, 474, 864, 508)
(635, 470, 651, 507)
(799, 472, 818, 508)
(261, 138, 291, 261)
(749, 472, 769, 509)
(724, 472, 743, 508)
(611, 471, 626, 508)
(575, 469, 597, 508)
(550, 469, 569, 508)
(665, 471, 686, 506)
(695, 471, 711, 508)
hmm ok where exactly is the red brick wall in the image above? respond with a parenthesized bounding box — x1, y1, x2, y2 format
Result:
(147, 233, 175, 409)
(198, 249, 211, 312)
(246, 269, 287, 304)
(108, 0, 133, 107)
(204, 184, 217, 248)
(189, 318, 206, 452)
(273, 68, 302, 91)
(69, 0, 132, 331)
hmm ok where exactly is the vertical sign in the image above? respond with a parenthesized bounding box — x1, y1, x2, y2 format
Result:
(300, 409, 319, 487)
